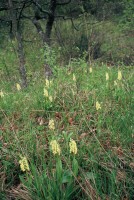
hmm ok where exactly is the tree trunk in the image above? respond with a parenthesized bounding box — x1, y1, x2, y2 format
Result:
(45, 0, 57, 45)
(32, 1, 46, 44)
(32, 0, 57, 79)
(32, 18, 46, 44)
(8, 0, 27, 88)
(16, 31, 27, 87)
(43, 0, 57, 79)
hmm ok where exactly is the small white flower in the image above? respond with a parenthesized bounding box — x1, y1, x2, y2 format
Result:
(89, 67, 92, 73)
(44, 88, 49, 97)
(49, 96, 53, 102)
(114, 80, 117, 86)
(0, 90, 4, 97)
(16, 83, 21, 91)
(48, 119, 55, 130)
(106, 72, 109, 81)
(73, 74, 76, 81)
(118, 70, 122, 80)
(96, 101, 101, 110)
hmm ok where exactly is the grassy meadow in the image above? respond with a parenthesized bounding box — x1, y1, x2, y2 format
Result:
(0, 18, 134, 200)
(0, 57, 134, 199)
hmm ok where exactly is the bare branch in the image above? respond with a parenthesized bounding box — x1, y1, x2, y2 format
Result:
(57, 0, 71, 6)
(17, 1, 33, 27)
(32, 0, 50, 15)
(0, 7, 8, 11)
(0, 18, 11, 23)
(70, 17, 79, 31)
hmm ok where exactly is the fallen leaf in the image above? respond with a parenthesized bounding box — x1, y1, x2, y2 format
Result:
(68, 118, 73, 125)
(37, 117, 44, 125)
(129, 162, 134, 169)
(55, 112, 62, 119)
(79, 133, 88, 139)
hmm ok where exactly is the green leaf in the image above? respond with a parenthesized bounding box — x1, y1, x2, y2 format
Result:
(72, 158, 78, 177)
(56, 158, 62, 183)
(85, 172, 95, 180)
(62, 170, 72, 184)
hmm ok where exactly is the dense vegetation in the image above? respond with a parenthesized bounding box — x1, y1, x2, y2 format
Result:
(0, 1, 134, 200)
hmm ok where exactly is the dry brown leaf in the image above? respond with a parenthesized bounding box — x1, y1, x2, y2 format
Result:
(55, 112, 62, 119)
(68, 117, 74, 125)
(129, 162, 134, 169)
(60, 124, 65, 131)
(10, 123, 18, 131)
(8, 184, 32, 200)
(37, 117, 44, 125)
(0, 126, 6, 131)
(0, 136, 3, 141)
(79, 133, 88, 139)
(116, 170, 126, 181)
(113, 146, 124, 156)
(84, 179, 101, 200)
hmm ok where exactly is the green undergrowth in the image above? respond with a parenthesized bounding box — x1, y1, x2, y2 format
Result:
(0, 64, 134, 200)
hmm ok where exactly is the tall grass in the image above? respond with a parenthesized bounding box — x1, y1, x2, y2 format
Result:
(0, 15, 133, 199)
(0, 58, 133, 199)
